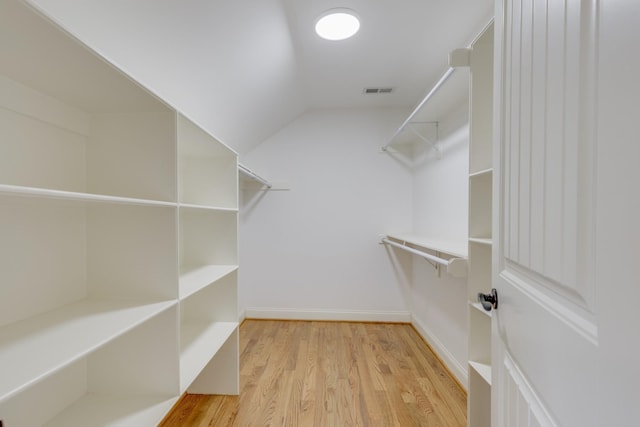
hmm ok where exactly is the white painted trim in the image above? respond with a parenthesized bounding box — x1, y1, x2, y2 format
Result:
(238, 309, 247, 323)
(411, 314, 468, 389)
(244, 307, 411, 323)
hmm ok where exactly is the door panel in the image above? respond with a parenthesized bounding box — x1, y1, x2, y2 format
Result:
(502, 0, 595, 309)
(493, 0, 598, 425)
(595, 0, 640, 423)
(501, 352, 554, 426)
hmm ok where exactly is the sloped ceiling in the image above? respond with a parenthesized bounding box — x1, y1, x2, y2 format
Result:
(284, 0, 493, 109)
(29, 0, 493, 156)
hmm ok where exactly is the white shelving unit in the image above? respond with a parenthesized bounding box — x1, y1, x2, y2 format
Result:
(462, 23, 495, 427)
(0, 0, 239, 425)
(177, 118, 238, 388)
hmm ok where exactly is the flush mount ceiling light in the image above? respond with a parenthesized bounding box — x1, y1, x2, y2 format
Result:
(315, 9, 360, 41)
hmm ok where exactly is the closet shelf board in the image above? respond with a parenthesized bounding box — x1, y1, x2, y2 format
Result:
(0, 299, 175, 402)
(179, 265, 239, 300)
(0, 184, 177, 208)
(178, 203, 238, 212)
(387, 233, 468, 258)
(469, 237, 493, 246)
(469, 361, 492, 386)
(469, 301, 493, 318)
(469, 168, 493, 178)
(44, 393, 179, 427)
(179, 321, 238, 391)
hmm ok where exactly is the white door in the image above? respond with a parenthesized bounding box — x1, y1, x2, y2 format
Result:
(492, 0, 640, 426)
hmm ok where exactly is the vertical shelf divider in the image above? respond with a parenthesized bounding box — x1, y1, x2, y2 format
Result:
(455, 20, 495, 427)
(177, 113, 239, 395)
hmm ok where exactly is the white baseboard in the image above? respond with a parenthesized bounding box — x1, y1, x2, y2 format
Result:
(411, 314, 468, 390)
(243, 307, 411, 323)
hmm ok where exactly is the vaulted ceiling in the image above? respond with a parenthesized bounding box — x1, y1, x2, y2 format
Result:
(30, 0, 493, 156)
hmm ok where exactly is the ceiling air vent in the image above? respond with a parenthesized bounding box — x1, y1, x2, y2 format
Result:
(364, 87, 394, 94)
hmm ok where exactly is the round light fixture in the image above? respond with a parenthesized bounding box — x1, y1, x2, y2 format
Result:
(315, 9, 360, 41)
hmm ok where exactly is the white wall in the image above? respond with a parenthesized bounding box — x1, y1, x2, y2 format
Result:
(409, 105, 470, 386)
(239, 106, 470, 385)
(239, 108, 414, 321)
(30, 0, 306, 156)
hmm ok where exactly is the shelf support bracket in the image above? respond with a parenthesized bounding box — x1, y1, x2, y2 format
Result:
(405, 121, 441, 159)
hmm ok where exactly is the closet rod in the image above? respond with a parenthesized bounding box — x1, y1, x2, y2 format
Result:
(382, 67, 455, 152)
(381, 238, 450, 266)
(238, 164, 272, 189)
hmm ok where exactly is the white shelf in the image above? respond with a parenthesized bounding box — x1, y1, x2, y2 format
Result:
(469, 237, 493, 246)
(0, 184, 177, 207)
(0, 299, 175, 402)
(180, 321, 238, 391)
(179, 202, 238, 212)
(469, 361, 492, 386)
(470, 301, 493, 318)
(469, 168, 493, 178)
(44, 393, 179, 427)
(386, 233, 468, 258)
(238, 163, 272, 189)
(179, 265, 239, 300)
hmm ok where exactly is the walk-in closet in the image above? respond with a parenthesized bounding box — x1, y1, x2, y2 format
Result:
(1, 0, 639, 425)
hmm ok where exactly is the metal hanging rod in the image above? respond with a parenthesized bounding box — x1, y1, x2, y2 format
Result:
(381, 67, 455, 152)
(399, 68, 454, 130)
(238, 164, 272, 189)
(381, 237, 450, 266)
(381, 237, 468, 277)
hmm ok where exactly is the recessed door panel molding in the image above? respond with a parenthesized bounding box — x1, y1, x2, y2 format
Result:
(500, 353, 556, 427)
(495, 267, 598, 426)
(499, 267, 597, 346)
(500, 0, 596, 311)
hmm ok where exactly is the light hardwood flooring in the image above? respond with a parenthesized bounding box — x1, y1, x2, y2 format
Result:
(160, 320, 467, 426)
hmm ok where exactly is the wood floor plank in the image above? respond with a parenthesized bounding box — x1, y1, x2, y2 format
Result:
(159, 320, 467, 427)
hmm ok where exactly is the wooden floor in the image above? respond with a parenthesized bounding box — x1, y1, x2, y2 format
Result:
(160, 320, 467, 426)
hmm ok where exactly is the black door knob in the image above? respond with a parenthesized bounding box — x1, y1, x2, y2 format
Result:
(478, 288, 498, 311)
